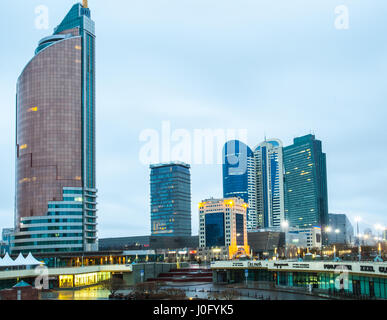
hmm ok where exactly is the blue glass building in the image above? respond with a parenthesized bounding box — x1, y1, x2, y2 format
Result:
(283, 134, 328, 243)
(222, 140, 253, 202)
(222, 140, 256, 229)
(150, 162, 191, 237)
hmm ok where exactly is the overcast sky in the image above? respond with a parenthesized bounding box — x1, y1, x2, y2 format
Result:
(0, 0, 386, 238)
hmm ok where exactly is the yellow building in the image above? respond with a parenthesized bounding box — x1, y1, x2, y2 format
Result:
(199, 198, 250, 260)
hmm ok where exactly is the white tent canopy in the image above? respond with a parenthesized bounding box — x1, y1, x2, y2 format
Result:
(0, 253, 18, 267)
(14, 253, 26, 265)
(25, 253, 44, 266)
(0, 252, 44, 268)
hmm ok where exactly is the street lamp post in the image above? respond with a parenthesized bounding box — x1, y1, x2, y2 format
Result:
(324, 226, 332, 259)
(281, 220, 289, 259)
(355, 217, 362, 261)
(335, 229, 340, 245)
(374, 224, 384, 258)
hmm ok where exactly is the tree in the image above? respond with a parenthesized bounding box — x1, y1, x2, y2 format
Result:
(161, 288, 186, 300)
(132, 281, 166, 294)
(101, 277, 125, 295)
(208, 291, 221, 300)
(220, 289, 240, 300)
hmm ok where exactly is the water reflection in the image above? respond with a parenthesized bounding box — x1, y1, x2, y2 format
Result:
(42, 285, 111, 300)
(41, 282, 326, 300)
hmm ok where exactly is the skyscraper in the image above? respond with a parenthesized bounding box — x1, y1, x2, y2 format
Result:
(254, 139, 285, 229)
(222, 139, 286, 231)
(12, 2, 97, 253)
(283, 134, 328, 243)
(222, 140, 257, 230)
(150, 162, 191, 237)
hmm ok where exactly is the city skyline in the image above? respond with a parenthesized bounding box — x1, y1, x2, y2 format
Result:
(0, 1, 386, 238)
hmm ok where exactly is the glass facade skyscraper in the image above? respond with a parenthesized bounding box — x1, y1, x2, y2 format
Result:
(222, 140, 256, 230)
(150, 162, 191, 237)
(283, 134, 328, 243)
(12, 2, 97, 254)
(254, 139, 285, 229)
(222, 139, 286, 231)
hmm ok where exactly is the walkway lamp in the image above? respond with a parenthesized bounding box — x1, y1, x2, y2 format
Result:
(281, 221, 289, 258)
(335, 229, 340, 244)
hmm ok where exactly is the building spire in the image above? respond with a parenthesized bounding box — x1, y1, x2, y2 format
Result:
(83, 0, 88, 8)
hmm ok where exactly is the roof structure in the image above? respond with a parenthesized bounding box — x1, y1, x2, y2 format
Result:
(0, 252, 44, 267)
(13, 280, 32, 288)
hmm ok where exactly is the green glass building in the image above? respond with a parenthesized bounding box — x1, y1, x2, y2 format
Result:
(283, 135, 328, 243)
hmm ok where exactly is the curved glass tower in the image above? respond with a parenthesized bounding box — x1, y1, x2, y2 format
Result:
(12, 3, 97, 254)
(222, 140, 256, 230)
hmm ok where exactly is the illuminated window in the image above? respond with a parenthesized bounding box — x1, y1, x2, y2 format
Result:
(27, 107, 38, 112)
(75, 176, 81, 181)
(75, 59, 82, 63)
(59, 275, 74, 288)
(75, 45, 82, 50)
(20, 144, 28, 150)
(19, 177, 31, 184)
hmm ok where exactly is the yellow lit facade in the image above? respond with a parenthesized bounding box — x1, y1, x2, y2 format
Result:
(199, 197, 250, 260)
(59, 272, 111, 288)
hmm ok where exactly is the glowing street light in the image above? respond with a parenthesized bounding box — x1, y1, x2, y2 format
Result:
(281, 220, 289, 230)
(334, 229, 340, 244)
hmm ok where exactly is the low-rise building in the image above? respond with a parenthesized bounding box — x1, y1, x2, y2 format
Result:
(327, 213, 354, 245)
(286, 227, 322, 250)
(247, 231, 285, 258)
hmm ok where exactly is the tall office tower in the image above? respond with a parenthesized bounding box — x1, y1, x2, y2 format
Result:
(253, 139, 285, 229)
(283, 134, 328, 243)
(13, 2, 97, 254)
(327, 213, 354, 245)
(222, 140, 257, 230)
(150, 162, 191, 237)
(199, 198, 250, 259)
